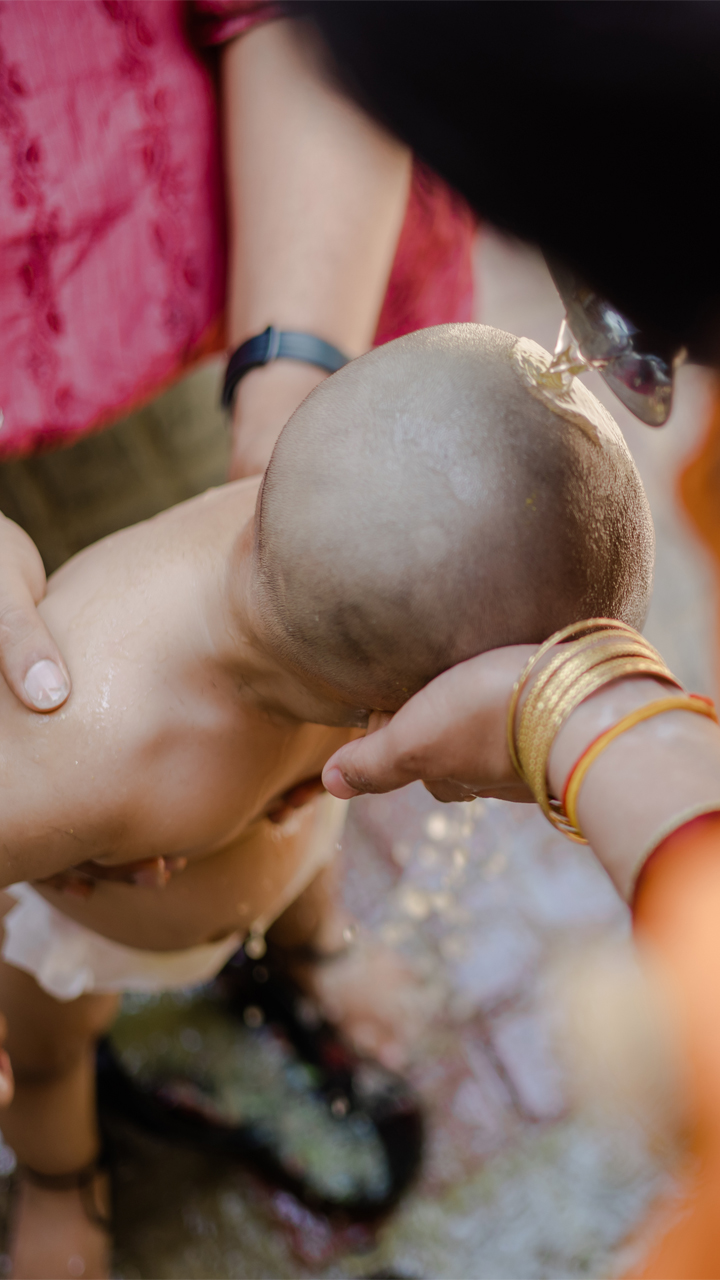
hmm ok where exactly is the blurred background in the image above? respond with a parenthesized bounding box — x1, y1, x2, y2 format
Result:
(0, 227, 715, 1280)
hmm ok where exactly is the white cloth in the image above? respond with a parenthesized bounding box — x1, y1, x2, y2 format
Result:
(1, 794, 349, 1002)
(2, 884, 242, 1001)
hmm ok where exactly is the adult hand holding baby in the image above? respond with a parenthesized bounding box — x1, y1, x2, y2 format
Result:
(0, 513, 70, 714)
(0, 10, 413, 732)
(323, 646, 535, 804)
(324, 641, 720, 903)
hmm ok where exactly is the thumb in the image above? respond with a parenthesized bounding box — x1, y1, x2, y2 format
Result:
(0, 518, 70, 711)
(0, 582, 71, 712)
(322, 711, 424, 798)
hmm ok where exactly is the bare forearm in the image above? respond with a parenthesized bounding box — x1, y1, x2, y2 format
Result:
(221, 18, 411, 477)
(547, 679, 720, 900)
(223, 17, 410, 352)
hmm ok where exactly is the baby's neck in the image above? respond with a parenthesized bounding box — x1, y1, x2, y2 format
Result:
(194, 479, 273, 683)
(205, 481, 316, 723)
(211, 482, 366, 729)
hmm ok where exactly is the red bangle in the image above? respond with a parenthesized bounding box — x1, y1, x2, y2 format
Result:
(561, 693, 718, 835)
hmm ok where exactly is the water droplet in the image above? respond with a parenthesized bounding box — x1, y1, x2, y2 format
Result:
(418, 843, 441, 868)
(399, 886, 432, 920)
(426, 813, 449, 841)
(392, 841, 411, 866)
(245, 933, 266, 959)
(431, 891, 453, 913)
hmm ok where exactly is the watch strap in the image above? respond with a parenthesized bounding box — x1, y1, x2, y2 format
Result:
(222, 326, 350, 408)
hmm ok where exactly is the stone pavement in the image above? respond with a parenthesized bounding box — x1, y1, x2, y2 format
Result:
(0, 230, 716, 1278)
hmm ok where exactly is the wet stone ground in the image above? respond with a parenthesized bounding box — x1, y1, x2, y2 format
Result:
(0, 231, 716, 1277)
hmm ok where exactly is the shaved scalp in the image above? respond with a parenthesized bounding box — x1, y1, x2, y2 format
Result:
(255, 324, 654, 711)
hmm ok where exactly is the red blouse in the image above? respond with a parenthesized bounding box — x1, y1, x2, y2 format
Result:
(0, 0, 475, 459)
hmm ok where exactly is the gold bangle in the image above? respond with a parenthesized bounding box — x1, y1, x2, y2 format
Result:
(513, 639, 646, 784)
(517, 649, 677, 805)
(505, 619, 689, 845)
(522, 657, 678, 830)
(506, 619, 643, 779)
(564, 695, 720, 835)
(519, 652, 677, 788)
(518, 633, 654, 738)
(516, 639, 669, 779)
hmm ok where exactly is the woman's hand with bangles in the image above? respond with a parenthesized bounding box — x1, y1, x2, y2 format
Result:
(322, 646, 537, 804)
(323, 637, 720, 904)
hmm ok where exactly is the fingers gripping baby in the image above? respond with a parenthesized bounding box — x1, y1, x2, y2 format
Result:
(0, 324, 653, 1278)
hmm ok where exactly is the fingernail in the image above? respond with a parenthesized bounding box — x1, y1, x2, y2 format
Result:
(24, 659, 69, 710)
(322, 765, 360, 799)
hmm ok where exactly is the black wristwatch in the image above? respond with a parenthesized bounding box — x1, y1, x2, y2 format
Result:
(222, 326, 351, 409)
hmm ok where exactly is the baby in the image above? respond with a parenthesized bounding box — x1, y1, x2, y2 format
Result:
(0, 323, 653, 1278)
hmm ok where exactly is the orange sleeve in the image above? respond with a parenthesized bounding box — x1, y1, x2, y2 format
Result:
(629, 813, 720, 1278)
(679, 379, 720, 694)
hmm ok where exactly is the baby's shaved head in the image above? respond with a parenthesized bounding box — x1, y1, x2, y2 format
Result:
(254, 324, 653, 712)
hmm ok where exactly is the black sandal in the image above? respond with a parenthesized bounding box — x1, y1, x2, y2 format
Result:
(97, 943, 423, 1218)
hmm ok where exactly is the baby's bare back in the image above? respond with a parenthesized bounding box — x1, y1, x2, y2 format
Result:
(0, 481, 350, 949)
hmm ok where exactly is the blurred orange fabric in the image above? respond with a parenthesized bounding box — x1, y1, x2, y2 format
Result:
(614, 415, 720, 1277)
(680, 381, 720, 690)
(630, 813, 720, 1278)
